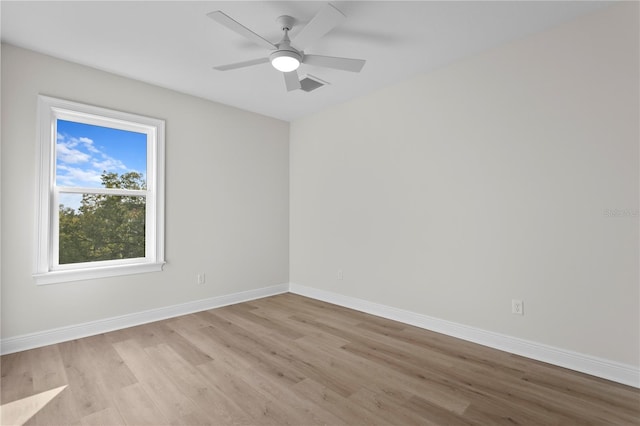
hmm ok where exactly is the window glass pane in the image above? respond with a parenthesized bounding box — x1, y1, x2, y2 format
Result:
(56, 119, 147, 189)
(59, 193, 146, 264)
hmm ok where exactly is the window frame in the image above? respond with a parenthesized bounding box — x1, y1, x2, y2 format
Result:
(34, 95, 165, 285)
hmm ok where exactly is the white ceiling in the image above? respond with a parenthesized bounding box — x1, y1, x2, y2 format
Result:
(1, 1, 610, 122)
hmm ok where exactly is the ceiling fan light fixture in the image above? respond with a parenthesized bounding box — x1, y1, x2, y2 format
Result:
(270, 50, 301, 72)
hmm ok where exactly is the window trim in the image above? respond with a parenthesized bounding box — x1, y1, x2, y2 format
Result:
(34, 95, 165, 285)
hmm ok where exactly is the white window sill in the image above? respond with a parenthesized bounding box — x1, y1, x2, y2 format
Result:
(33, 262, 166, 285)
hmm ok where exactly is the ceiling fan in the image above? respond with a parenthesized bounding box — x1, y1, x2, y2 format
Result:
(207, 3, 366, 92)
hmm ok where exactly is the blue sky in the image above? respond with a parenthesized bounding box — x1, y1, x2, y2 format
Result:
(56, 119, 147, 188)
(56, 120, 147, 210)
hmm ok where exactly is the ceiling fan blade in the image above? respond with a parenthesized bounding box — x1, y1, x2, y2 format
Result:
(283, 70, 301, 92)
(291, 3, 345, 50)
(207, 11, 276, 50)
(303, 54, 365, 72)
(213, 57, 269, 71)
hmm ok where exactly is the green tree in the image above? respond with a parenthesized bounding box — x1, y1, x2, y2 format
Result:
(58, 206, 89, 264)
(59, 171, 146, 264)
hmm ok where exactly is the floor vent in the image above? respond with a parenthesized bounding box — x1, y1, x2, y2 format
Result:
(300, 74, 329, 92)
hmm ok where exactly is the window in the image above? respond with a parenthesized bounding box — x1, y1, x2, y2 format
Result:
(34, 95, 165, 284)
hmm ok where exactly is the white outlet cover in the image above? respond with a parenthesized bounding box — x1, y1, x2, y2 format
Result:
(512, 299, 524, 315)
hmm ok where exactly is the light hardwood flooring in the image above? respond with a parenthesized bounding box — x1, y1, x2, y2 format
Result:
(1, 293, 639, 425)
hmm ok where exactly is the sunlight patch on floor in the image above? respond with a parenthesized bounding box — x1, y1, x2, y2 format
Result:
(0, 385, 67, 426)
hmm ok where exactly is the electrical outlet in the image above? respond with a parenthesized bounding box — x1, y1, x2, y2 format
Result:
(512, 299, 524, 315)
(197, 273, 205, 285)
(337, 269, 343, 280)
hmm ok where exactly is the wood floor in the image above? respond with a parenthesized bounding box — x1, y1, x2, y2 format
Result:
(2, 293, 639, 425)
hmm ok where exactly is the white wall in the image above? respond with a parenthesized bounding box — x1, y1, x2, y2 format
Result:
(1, 44, 289, 338)
(2, 3, 638, 376)
(290, 3, 639, 367)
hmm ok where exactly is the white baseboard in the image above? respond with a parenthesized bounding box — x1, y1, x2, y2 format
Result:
(3, 281, 638, 389)
(0, 283, 289, 355)
(289, 283, 640, 389)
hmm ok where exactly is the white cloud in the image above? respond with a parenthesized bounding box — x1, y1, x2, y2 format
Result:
(92, 150, 128, 171)
(78, 137, 100, 153)
(56, 141, 91, 164)
(56, 164, 103, 187)
(59, 193, 83, 211)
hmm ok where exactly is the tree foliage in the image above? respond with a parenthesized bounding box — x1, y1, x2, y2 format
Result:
(59, 171, 146, 264)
